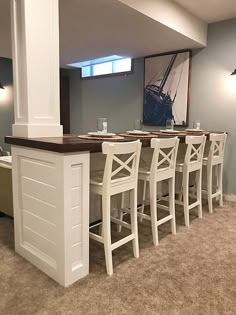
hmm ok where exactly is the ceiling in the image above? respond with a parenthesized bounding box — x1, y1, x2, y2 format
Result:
(174, 0, 236, 23)
(59, 0, 203, 67)
(0, 0, 235, 67)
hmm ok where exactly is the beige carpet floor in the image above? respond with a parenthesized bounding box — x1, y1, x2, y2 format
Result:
(0, 202, 236, 315)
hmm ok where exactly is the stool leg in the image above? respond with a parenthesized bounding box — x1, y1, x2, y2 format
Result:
(207, 164, 213, 214)
(118, 192, 125, 232)
(102, 194, 113, 276)
(140, 179, 147, 222)
(215, 165, 220, 202)
(130, 189, 139, 258)
(183, 171, 190, 227)
(150, 180, 159, 245)
(218, 164, 223, 207)
(99, 196, 104, 236)
(196, 169, 203, 218)
(169, 177, 176, 235)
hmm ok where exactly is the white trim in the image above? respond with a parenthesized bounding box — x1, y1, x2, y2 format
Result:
(224, 194, 236, 203)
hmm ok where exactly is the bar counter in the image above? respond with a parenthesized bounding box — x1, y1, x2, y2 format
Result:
(4, 130, 215, 287)
(5, 131, 211, 153)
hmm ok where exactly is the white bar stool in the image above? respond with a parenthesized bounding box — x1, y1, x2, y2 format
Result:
(202, 133, 227, 213)
(175, 135, 206, 227)
(89, 140, 141, 276)
(138, 137, 179, 246)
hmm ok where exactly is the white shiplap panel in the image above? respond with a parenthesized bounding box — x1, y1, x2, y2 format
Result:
(71, 165, 81, 188)
(72, 206, 81, 226)
(22, 177, 56, 205)
(21, 158, 56, 187)
(71, 225, 82, 245)
(23, 226, 56, 260)
(23, 210, 56, 243)
(71, 187, 81, 208)
(12, 145, 89, 287)
(71, 243, 82, 265)
(23, 193, 56, 224)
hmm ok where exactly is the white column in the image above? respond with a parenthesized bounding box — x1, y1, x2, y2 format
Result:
(10, 0, 90, 286)
(11, 0, 63, 138)
(12, 146, 90, 287)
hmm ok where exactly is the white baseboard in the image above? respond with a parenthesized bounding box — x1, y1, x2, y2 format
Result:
(224, 194, 236, 203)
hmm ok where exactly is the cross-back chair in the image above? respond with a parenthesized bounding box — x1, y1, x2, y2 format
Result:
(89, 140, 141, 276)
(135, 137, 179, 246)
(202, 133, 227, 213)
(175, 135, 206, 226)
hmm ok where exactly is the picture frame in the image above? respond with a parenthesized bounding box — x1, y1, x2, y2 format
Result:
(143, 50, 191, 126)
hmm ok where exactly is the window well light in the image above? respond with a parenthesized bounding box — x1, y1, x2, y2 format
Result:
(67, 55, 132, 78)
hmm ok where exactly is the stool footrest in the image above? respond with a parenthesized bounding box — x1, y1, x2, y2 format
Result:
(89, 231, 103, 243)
(111, 234, 135, 251)
(137, 212, 151, 221)
(89, 221, 102, 229)
(156, 203, 170, 212)
(211, 191, 221, 199)
(156, 214, 173, 226)
(175, 199, 200, 210)
(111, 216, 131, 230)
(188, 200, 200, 210)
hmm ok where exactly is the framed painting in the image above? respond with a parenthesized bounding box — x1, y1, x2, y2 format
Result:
(143, 50, 191, 126)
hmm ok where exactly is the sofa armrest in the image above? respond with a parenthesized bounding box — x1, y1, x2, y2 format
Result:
(2, 150, 10, 156)
(0, 166, 13, 217)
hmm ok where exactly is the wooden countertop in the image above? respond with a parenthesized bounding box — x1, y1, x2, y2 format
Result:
(5, 131, 213, 154)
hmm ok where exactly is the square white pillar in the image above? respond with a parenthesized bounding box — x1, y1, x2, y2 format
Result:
(11, 0, 63, 138)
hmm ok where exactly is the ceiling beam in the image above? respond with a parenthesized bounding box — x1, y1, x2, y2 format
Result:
(118, 0, 208, 46)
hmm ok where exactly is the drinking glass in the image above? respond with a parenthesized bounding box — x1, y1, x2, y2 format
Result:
(97, 118, 107, 133)
(166, 119, 174, 130)
(193, 120, 201, 130)
(134, 119, 143, 131)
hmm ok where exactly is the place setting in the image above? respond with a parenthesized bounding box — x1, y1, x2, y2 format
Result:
(78, 118, 125, 140)
(185, 120, 210, 135)
(120, 119, 158, 138)
(151, 119, 186, 136)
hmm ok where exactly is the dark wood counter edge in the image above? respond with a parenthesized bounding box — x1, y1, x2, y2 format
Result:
(5, 135, 149, 153)
(5, 132, 218, 154)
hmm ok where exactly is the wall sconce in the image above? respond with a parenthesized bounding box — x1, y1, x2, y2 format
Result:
(231, 69, 236, 76)
(0, 82, 4, 89)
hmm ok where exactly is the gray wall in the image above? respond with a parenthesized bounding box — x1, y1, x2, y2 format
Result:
(69, 58, 144, 134)
(189, 19, 236, 194)
(0, 57, 14, 151)
(69, 18, 236, 195)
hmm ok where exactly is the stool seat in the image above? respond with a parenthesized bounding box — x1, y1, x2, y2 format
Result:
(91, 170, 130, 186)
(139, 165, 170, 175)
(175, 161, 184, 172)
(203, 155, 224, 166)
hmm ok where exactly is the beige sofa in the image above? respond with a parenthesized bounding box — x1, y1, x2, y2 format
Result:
(0, 161, 13, 217)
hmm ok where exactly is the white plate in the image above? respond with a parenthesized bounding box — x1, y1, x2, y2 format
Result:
(87, 132, 116, 137)
(185, 128, 204, 132)
(126, 130, 150, 135)
(160, 129, 181, 133)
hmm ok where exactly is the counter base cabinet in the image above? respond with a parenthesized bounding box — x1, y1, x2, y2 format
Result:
(11, 146, 90, 287)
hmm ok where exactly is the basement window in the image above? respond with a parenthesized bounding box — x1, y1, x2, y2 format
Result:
(68, 56, 132, 79)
